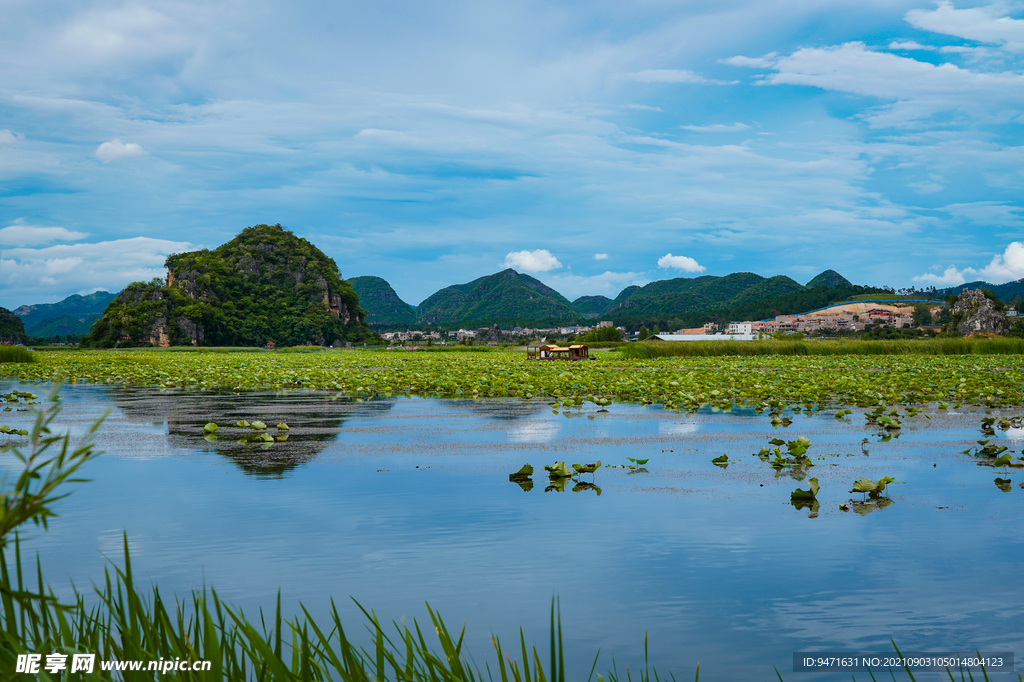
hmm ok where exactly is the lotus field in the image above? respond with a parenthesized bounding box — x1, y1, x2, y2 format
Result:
(5, 349, 1024, 411)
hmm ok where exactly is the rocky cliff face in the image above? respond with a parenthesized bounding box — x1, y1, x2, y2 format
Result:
(950, 289, 1009, 336)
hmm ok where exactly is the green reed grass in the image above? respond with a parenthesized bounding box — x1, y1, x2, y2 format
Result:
(618, 337, 1024, 359)
(0, 346, 35, 363)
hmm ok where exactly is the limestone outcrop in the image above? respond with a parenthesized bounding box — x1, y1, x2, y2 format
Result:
(949, 289, 1009, 336)
(85, 224, 375, 347)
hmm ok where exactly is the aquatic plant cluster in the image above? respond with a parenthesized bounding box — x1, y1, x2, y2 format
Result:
(6, 351, 1024, 409)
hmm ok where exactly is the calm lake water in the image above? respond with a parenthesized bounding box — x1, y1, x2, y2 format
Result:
(1, 380, 1022, 680)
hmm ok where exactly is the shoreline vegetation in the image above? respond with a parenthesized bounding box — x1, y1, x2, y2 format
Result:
(4, 346, 1024, 409)
(618, 337, 1024, 358)
(4, 395, 1016, 681)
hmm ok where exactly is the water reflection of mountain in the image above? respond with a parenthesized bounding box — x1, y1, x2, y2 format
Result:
(110, 388, 395, 478)
(443, 398, 549, 422)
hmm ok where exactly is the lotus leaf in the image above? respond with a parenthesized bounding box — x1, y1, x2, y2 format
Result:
(250, 421, 267, 430)
(276, 422, 289, 430)
(11, 349, 1024, 416)
(203, 423, 218, 433)
(851, 476, 894, 497)
(235, 420, 250, 428)
(711, 454, 729, 464)
(511, 464, 534, 478)
(791, 477, 820, 501)
(544, 461, 572, 478)
(994, 477, 1012, 492)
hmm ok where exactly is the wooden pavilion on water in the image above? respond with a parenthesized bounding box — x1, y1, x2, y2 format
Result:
(526, 343, 592, 361)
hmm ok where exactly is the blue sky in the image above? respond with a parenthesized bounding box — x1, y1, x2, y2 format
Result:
(1, 0, 1023, 309)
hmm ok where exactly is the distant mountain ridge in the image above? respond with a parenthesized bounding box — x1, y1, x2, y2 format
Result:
(351, 268, 861, 330)
(939, 278, 1024, 302)
(348, 276, 417, 327)
(571, 295, 613, 319)
(417, 269, 584, 327)
(18, 265, 877, 338)
(602, 272, 805, 319)
(14, 291, 117, 337)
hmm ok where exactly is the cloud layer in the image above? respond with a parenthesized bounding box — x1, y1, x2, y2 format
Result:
(915, 242, 1024, 286)
(1, 237, 195, 306)
(0, 0, 1022, 308)
(0, 222, 89, 247)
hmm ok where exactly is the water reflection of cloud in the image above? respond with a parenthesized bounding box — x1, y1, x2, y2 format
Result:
(658, 422, 698, 436)
(506, 420, 560, 443)
(1004, 427, 1024, 441)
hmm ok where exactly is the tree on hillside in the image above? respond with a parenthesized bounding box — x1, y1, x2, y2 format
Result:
(638, 326, 650, 341)
(912, 303, 933, 326)
(576, 325, 622, 343)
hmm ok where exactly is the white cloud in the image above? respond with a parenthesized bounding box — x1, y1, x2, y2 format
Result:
(629, 69, 733, 85)
(0, 222, 89, 247)
(976, 241, 1024, 282)
(888, 41, 934, 51)
(914, 265, 967, 286)
(942, 201, 1024, 228)
(914, 242, 1024, 286)
(657, 253, 705, 272)
(593, 253, 609, 260)
(680, 122, 750, 132)
(721, 54, 777, 68)
(95, 139, 144, 162)
(759, 42, 1024, 126)
(0, 237, 194, 307)
(503, 249, 562, 273)
(0, 129, 18, 145)
(621, 104, 663, 112)
(906, 1, 1024, 51)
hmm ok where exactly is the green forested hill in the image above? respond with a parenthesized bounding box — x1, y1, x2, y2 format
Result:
(610, 283, 884, 330)
(26, 315, 97, 338)
(348, 276, 418, 328)
(571, 295, 613, 318)
(85, 224, 377, 347)
(417, 269, 585, 328)
(605, 272, 805, 319)
(0, 308, 28, 344)
(806, 269, 852, 288)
